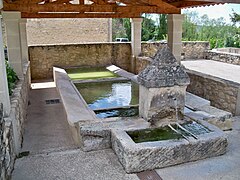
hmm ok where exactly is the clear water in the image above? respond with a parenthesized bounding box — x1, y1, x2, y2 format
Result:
(75, 81, 139, 118)
(128, 121, 211, 143)
(95, 107, 139, 118)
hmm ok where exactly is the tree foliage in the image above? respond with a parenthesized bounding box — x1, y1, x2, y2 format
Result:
(5, 61, 18, 95)
(230, 11, 240, 23)
(112, 11, 240, 49)
(112, 15, 166, 41)
(182, 10, 240, 49)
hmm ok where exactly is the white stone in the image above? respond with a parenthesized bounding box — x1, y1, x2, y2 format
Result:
(130, 18, 143, 57)
(0, 18, 11, 116)
(2, 11, 23, 77)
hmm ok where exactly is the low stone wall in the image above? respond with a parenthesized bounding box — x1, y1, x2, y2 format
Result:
(135, 56, 152, 74)
(141, 41, 209, 59)
(213, 47, 240, 54)
(29, 43, 131, 80)
(0, 104, 15, 180)
(186, 71, 240, 115)
(10, 62, 30, 153)
(29, 41, 210, 80)
(182, 41, 209, 60)
(206, 50, 240, 65)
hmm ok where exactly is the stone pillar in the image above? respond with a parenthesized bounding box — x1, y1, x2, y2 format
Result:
(167, 14, 184, 62)
(138, 47, 190, 127)
(0, 18, 11, 117)
(19, 18, 29, 64)
(2, 11, 23, 77)
(130, 18, 142, 56)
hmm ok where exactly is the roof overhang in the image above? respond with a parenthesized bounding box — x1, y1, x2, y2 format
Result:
(2, 0, 240, 18)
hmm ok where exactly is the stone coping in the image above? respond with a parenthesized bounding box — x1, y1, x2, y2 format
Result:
(182, 60, 240, 87)
(209, 49, 240, 56)
(53, 67, 97, 127)
(112, 119, 227, 173)
(185, 68, 240, 87)
(29, 42, 131, 47)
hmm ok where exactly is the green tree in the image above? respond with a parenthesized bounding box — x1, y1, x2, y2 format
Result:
(141, 14, 156, 41)
(230, 11, 240, 23)
(156, 14, 167, 40)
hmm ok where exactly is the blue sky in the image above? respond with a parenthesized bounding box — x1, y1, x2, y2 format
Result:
(182, 3, 240, 24)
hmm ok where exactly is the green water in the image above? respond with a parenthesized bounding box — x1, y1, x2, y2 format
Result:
(128, 121, 211, 143)
(66, 67, 118, 80)
(127, 126, 183, 143)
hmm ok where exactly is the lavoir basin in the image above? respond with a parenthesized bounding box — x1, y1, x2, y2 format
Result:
(54, 66, 228, 173)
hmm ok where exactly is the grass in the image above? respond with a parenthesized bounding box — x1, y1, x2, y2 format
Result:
(66, 67, 118, 80)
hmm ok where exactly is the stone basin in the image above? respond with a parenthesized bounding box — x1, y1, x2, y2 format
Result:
(111, 119, 227, 173)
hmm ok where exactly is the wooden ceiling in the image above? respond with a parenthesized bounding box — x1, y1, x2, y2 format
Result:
(2, 0, 240, 18)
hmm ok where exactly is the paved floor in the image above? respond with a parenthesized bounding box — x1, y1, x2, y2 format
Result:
(182, 60, 240, 84)
(21, 88, 77, 154)
(12, 86, 240, 180)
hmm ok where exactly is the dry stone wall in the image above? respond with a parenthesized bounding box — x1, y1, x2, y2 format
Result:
(186, 71, 240, 115)
(29, 42, 209, 80)
(0, 104, 15, 180)
(206, 50, 240, 65)
(0, 63, 30, 179)
(10, 63, 30, 152)
(27, 18, 112, 45)
(141, 41, 209, 59)
(29, 43, 131, 80)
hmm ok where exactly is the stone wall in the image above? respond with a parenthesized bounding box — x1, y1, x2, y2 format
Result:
(182, 41, 209, 60)
(27, 18, 112, 45)
(29, 43, 131, 80)
(206, 50, 240, 65)
(186, 71, 240, 115)
(141, 41, 209, 59)
(9, 62, 30, 153)
(0, 104, 15, 180)
(213, 47, 240, 54)
(29, 41, 209, 80)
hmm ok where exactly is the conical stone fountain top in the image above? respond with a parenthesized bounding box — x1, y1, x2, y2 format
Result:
(137, 47, 190, 88)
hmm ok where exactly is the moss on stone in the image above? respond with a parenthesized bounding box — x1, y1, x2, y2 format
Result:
(66, 67, 118, 80)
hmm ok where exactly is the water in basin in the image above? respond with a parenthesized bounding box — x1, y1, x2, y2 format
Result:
(75, 81, 139, 118)
(127, 121, 211, 143)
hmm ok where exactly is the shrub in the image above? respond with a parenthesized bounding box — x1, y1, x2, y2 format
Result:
(6, 61, 18, 95)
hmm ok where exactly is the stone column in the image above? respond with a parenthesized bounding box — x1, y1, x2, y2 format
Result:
(2, 11, 23, 77)
(0, 18, 11, 117)
(19, 18, 29, 64)
(167, 14, 184, 62)
(130, 18, 142, 72)
(130, 18, 142, 56)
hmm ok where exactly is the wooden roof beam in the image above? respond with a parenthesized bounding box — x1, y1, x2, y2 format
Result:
(21, 12, 142, 18)
(140, 0, 180, 13)
(170, 1, 216, 8)
(3, 3, 181, 14)
(183, 0, 240, 3)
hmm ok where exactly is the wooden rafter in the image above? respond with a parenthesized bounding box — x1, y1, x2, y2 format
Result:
(2, 0, 240, 18)
(170, 1, 216, 8)
(21, 12, 142, 18)
(3, 3, 181, 14)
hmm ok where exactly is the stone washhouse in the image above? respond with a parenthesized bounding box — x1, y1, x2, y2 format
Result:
(0, 0, 239, 179)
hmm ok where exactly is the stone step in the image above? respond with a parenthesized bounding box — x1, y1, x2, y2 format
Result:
(185, 105, 232, 131)
(185, 92, 210, 110)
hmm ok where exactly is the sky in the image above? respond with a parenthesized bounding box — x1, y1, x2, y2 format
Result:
(182, 3, 240, 24)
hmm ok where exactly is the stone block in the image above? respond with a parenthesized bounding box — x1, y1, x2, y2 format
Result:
(79, 117, 150, 152)
(111, 120, 228, 173)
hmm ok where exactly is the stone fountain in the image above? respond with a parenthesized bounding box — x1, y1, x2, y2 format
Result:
(111, 47, 228, 173)
(138, 46, 190, 126)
